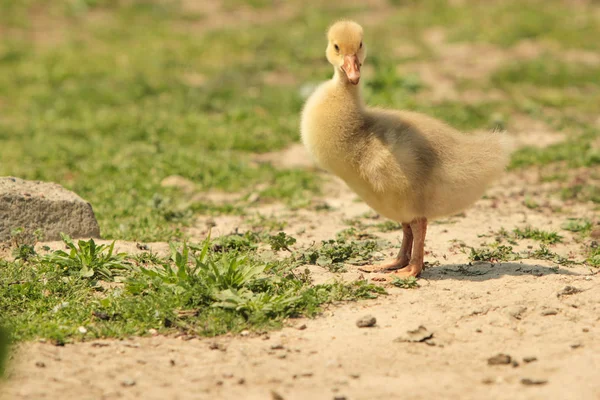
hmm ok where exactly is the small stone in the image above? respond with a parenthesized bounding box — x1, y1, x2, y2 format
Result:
(506, 306, 527, 320)
(271, 390, 285, 400)
(487, 354, 512, 365)
(557, 286, 582, 297)
(521, 378, 548, 386)
(512, 360, 520, 368)
(237, 378, 245, 385)
(170, 359, 175, 367)
(297, 324, 307, 330)
(475, 328, 482, 333)
(209, 342, 226, 351)
(334, 396, 347, 400)
(240, 330, 250, 337)
(583, 328, 589, 333)
(356, 315, 377, 328)
(35, 361, 46, 368)
(121, 379, 136, 387)
(92, 311, 110, 321)
(394, 326, 433, 343)
(482, 377, 494, 385)
(271, 344, 285, 350)
(148, 328, 158, 335)
(570, 343, 583, 349)
(91, 342, 110, 348)
(523, 356, 537, 363)
(349, 373, 360, 379)
(541, 309, 558, 316)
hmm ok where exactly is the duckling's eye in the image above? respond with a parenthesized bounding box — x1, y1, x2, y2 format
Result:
(360, 42, 363, 49)
(334, 44, 339, 52)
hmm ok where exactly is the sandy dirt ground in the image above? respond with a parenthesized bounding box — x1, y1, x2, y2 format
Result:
(1, 144, 599, 400)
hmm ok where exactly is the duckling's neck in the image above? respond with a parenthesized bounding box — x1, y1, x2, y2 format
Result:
(332, 68, 364, 111)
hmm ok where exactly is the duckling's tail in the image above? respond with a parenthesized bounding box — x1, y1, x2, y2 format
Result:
(475, 130, 514, 180)
(494, 129, 517, 159)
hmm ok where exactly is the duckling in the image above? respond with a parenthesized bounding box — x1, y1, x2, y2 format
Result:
(301, 20, 512, 278)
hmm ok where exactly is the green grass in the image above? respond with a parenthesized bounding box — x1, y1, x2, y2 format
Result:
(391, 276, 419, 289)
(298, 236, 384, 273)
(512, 226, 563, 245)
(1, 235, 385, 343)
(561, 218, 593, 234)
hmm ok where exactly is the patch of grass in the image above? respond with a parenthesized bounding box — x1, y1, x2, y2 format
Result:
(0, 235, 385, 343)
(561, 183, 600, 204)
(492, 57, 600, 89)
(523, 197, 539, 210)
(561, 218, 593, 234)
(587, 245, 600, 268)
(391, 276, 419, 289)
(267, 232, 296, 252)
(509, 128, 600, 169)
(335, 227, 377, 241)
(299, 237, 383, 273)
(513, 226, 563, 245)
(527, 244, 574, 266)
(0, 324, 8, 378)
(211, 232, 260, 253)
(375, 221, 401, 232)
(42, 234, 129, 281)
(467, 243, 521, 263)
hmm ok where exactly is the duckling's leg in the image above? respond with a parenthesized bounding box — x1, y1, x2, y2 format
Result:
(358, 223, 413, 272)
(390, 217, 427, 278)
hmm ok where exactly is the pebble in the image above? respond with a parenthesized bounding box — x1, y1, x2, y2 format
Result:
(356, 315, 377, 328)
(523, 356, 538, 363)
(271, 390, 285, 400)
(394, 326, 434, 343)
(487, 354, 512, 365)
(121, 379, 136, 387)
(521, 378, 548, 386)
(557, 286, 582, 297)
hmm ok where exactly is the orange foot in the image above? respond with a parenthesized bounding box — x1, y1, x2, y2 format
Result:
(358, 258, 409, 273)
(390, 263, 422, 278)
(368, 264, 423, 283)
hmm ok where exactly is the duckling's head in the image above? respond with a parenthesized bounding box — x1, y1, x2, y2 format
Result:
(326, 20, 366, 85)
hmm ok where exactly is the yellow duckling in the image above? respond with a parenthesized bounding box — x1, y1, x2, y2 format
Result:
(301, 20, 512, 278)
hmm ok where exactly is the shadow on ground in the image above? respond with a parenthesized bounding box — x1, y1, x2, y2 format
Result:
(422, 262, 585, 281)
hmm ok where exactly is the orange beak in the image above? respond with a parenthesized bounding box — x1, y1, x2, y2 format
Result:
(342, 54, 360, 85)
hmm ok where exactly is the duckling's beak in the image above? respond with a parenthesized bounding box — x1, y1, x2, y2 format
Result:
(342, 54, 360, 85)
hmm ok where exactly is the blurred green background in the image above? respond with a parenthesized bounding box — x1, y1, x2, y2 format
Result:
(1, 0, 599, 241)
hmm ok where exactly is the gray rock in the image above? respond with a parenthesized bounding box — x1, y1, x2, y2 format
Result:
(393, 325, 434, 343)
(487, 353, 512, 365)
(356, 315, 377, 328)
(0, 177, 100, 242)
